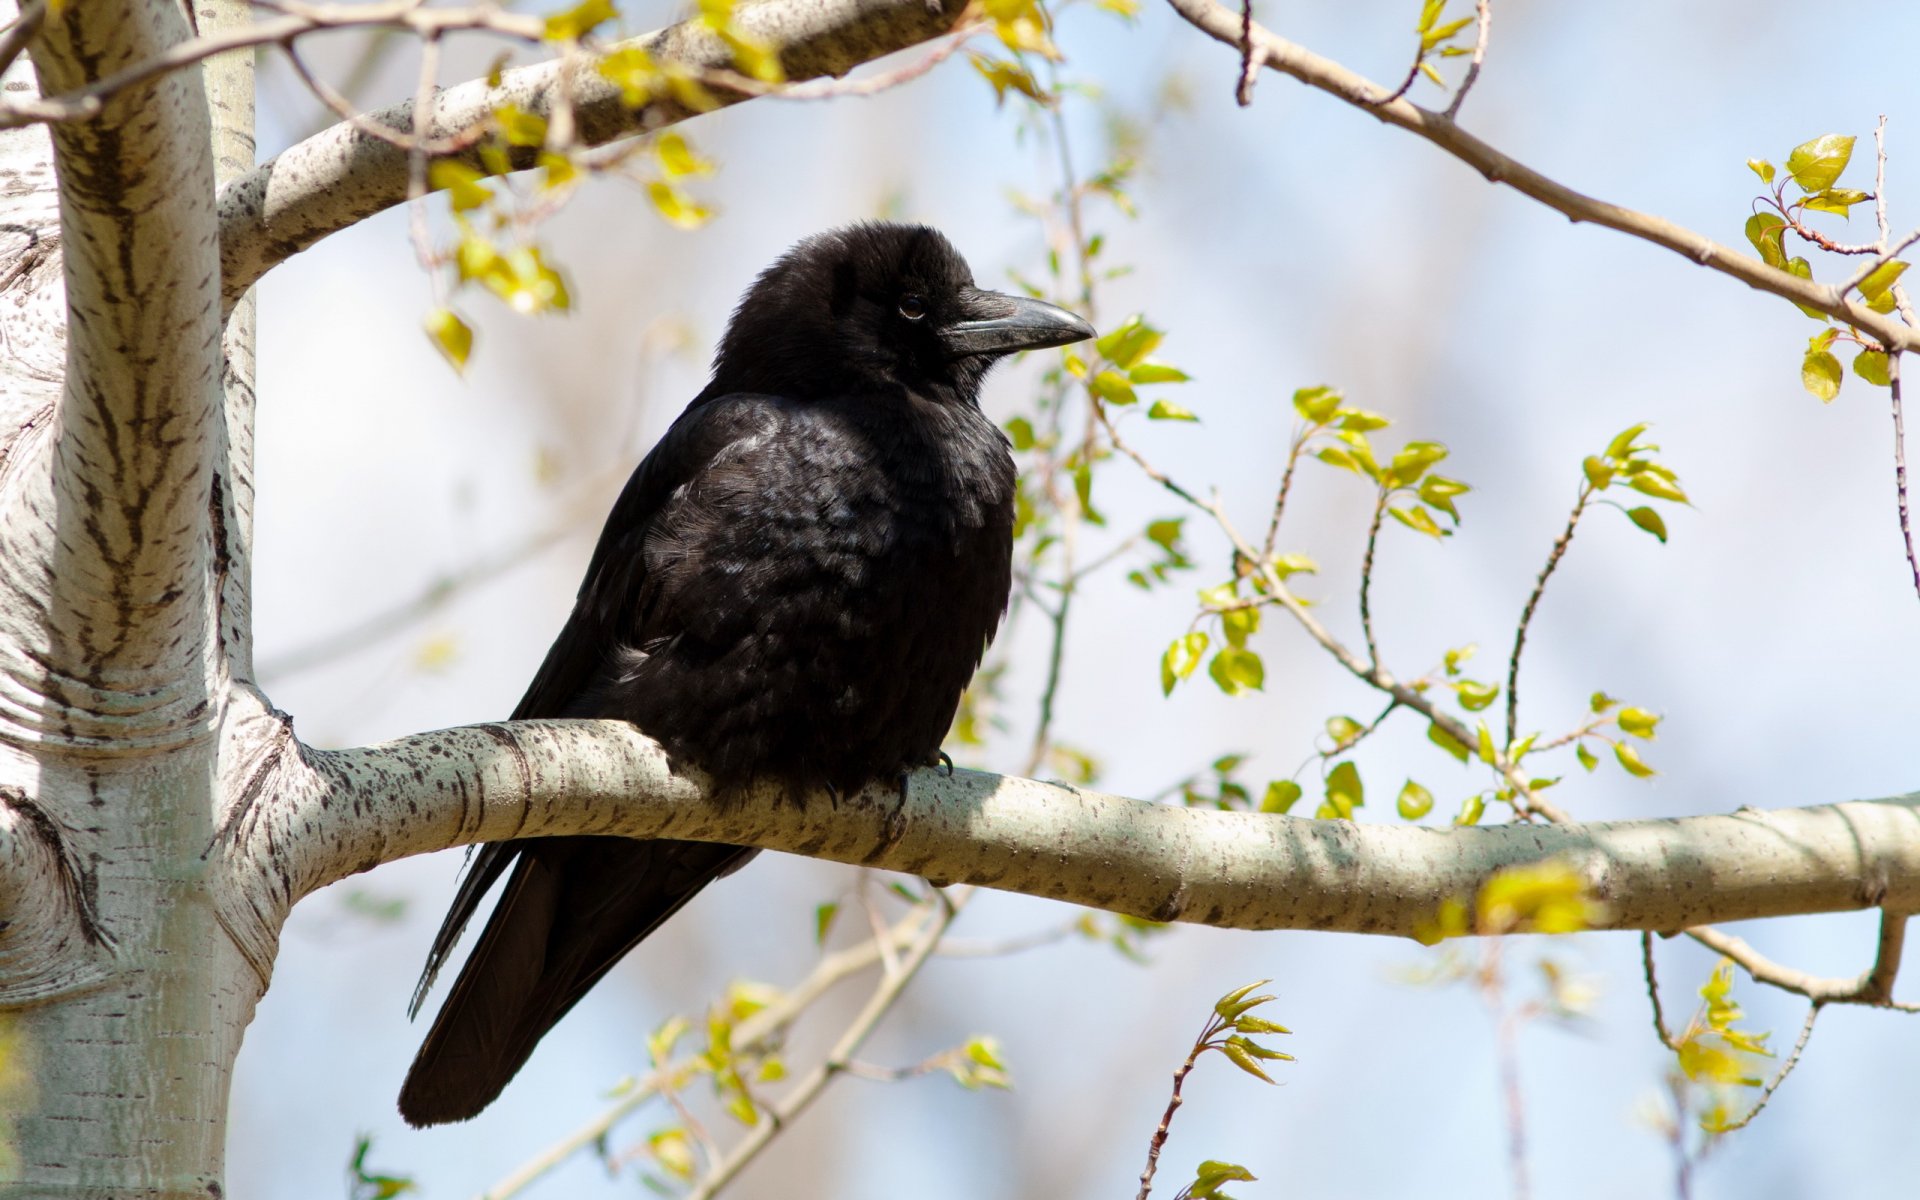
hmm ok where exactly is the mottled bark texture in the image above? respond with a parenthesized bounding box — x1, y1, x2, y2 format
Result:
(0, 0, 1913, 1194)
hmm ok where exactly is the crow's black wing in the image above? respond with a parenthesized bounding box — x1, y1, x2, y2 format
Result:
(399, 393, 776, 1127)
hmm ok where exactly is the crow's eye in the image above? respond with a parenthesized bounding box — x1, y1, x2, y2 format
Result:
(898, 293, 928, 321)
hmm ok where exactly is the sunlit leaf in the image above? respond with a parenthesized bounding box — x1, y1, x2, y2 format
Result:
(1397, 779, 1434, 820)
(1785, 133, 1855, 193)
(1626, 505, 1667, 542)
(424, 308, 473, 372)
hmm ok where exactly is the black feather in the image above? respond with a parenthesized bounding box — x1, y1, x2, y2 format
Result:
(398, 223, 1092, 1126)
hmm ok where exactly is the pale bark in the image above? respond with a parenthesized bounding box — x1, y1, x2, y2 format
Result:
(216, 717, 1920, 941)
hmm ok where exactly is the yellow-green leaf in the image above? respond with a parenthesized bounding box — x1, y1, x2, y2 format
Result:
(1746, 157, 1775, 184)
(1160, 630, 1209, 695)
(1802, 347, 1843, 402)
(1261, 780, 1301, 813)
(1292, 385, 1342, 424)
(647, 180, 713, 229)
(1617, 706, 1660, 739)
(429, 161, 490, 212)
(1785, 133, 1856, 193)
(1613, 741, 1656, 777)
(544, 0, 618, 40)
(1859, 259, 1909, 311)
(1094, 315, 1164, 370)
(1129, 360, 1190, 384)
(1147, 399, 1197, 421)
(1090, 369, 1137, 406)
(1626, 505, 1667, 542)
(1397, 779, 1434, 820)
(425, 308, 473, 372)
(1208, 647, 1264, 695)
(656, 132, 715, 177)
(1323, 760, 1363, 817)
(1854, 348, 1892, 387)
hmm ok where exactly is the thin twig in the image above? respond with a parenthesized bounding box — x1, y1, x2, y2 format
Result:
(1260, 430, 1308, 559)
(1684, 923, 1920, 1011)
(1712, 1003, 1820, 1133)
(0, 2, 540, 130)
(1358, 490, 1389, 669)
(1892, 354, 1919, 604)
(680, 892, 958, 1200)
(480, 894, 963, 1200)
(1641, 932, 1675, 1049)
(1504, 481, 1590, 747)
(1234, 0, 1257, 107)
(1136, 1013, 1217, 1200)
(0, 0, 45, 81)
(1162, 0, 1920, 352)
(1481, 941, 1531, 1200)
(1441, 0, 1490, 120)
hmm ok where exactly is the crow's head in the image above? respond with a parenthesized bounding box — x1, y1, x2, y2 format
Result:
(710, 222, 1095, 402)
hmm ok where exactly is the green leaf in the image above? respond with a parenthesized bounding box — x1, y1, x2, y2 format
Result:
(1428, 720, 1470, 763)
(1387, 504, 1446, 539)
(1421, 14, 1473, 50)
(1208, 647, 1265, 696)
(1454, 679, 1498, 712)
(1093, 314, 1164, 370)
(1316, 446, 1363, 474)
(1389, 440, 1449, 483)
(1583, 455, 1614, 489)
(1455, 793, 1486, 826)
(1416, 0, 1446, 33)
(1147, 399, 1198, 421)
(1746, 157, 1775, 184)
(544, 0, 619, 40)
(1474, 720, 1497, 765)
(1129, 360, 1190, 384)
(1626, 506, 1667, 542)
(814, 902, 839, 945)
(1260, 780, 1302, 814)
(1614, 741, 1657, 777)
(1418, 473, 1469, 520)
(1801, 187, 1870, 216)
(1336, 408, 1392, 433)
(1146, 518, 1184, 550)
(1617, 706, 1660, 739)
(1326, 715, 1364, 748)
(1603, 423, 1650, 461)
(1744, 213, 1788, 270)
(1801, 347, 1843, 403)
(1859, 259, 1909, 312)
(1627, 472, 1689, 504)
(655, 131, 714, 178)
(1783, 256, 1831, 321)
(1160, 631, 1209, 695)
(424, 308, 474, 373)
(1090, 369, 1137, 406)
(1292, 385, 1342, 424)
(1575, 742, 1598, 771)
(1397, 779, 1434, 820)
(1785, 133, 1856, 193)
(1213, 979, 1270, 1020)
(1190, 1159, 1260, 1198)
(492, 103, 550, 147)
(1590, 690, 1619, 713)
(1220, 604, 1260, 649)
(646, 180, 713, 229)
(1219, 1038, 1278, 1084)
(1005, 415, 1036, 450)
(429, 161, 491, 212)
(1855, 349, 1892, 387)
(1323, 760, 1363, 817)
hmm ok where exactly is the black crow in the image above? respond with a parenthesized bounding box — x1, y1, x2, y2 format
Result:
(399, 223, 1094, 1126)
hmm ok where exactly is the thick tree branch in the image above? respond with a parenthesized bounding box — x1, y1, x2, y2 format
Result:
(215, 0, 968, 310)
(1163, 0, 1920, 355)
(7, 0, 224, 749)
(226, 718, 1920, 942)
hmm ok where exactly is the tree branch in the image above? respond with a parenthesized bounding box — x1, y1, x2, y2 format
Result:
(225, 716, 1920, 941)
(1162, 0, 1920, 355)
(11, 0, 224, 748)
(215, 0, 970, 310)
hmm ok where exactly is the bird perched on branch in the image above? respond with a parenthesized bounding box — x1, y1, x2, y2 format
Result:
(399, 222, 1095, 1126)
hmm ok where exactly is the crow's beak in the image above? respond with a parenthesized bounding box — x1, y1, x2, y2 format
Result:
(941, 290, 1097, 359)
